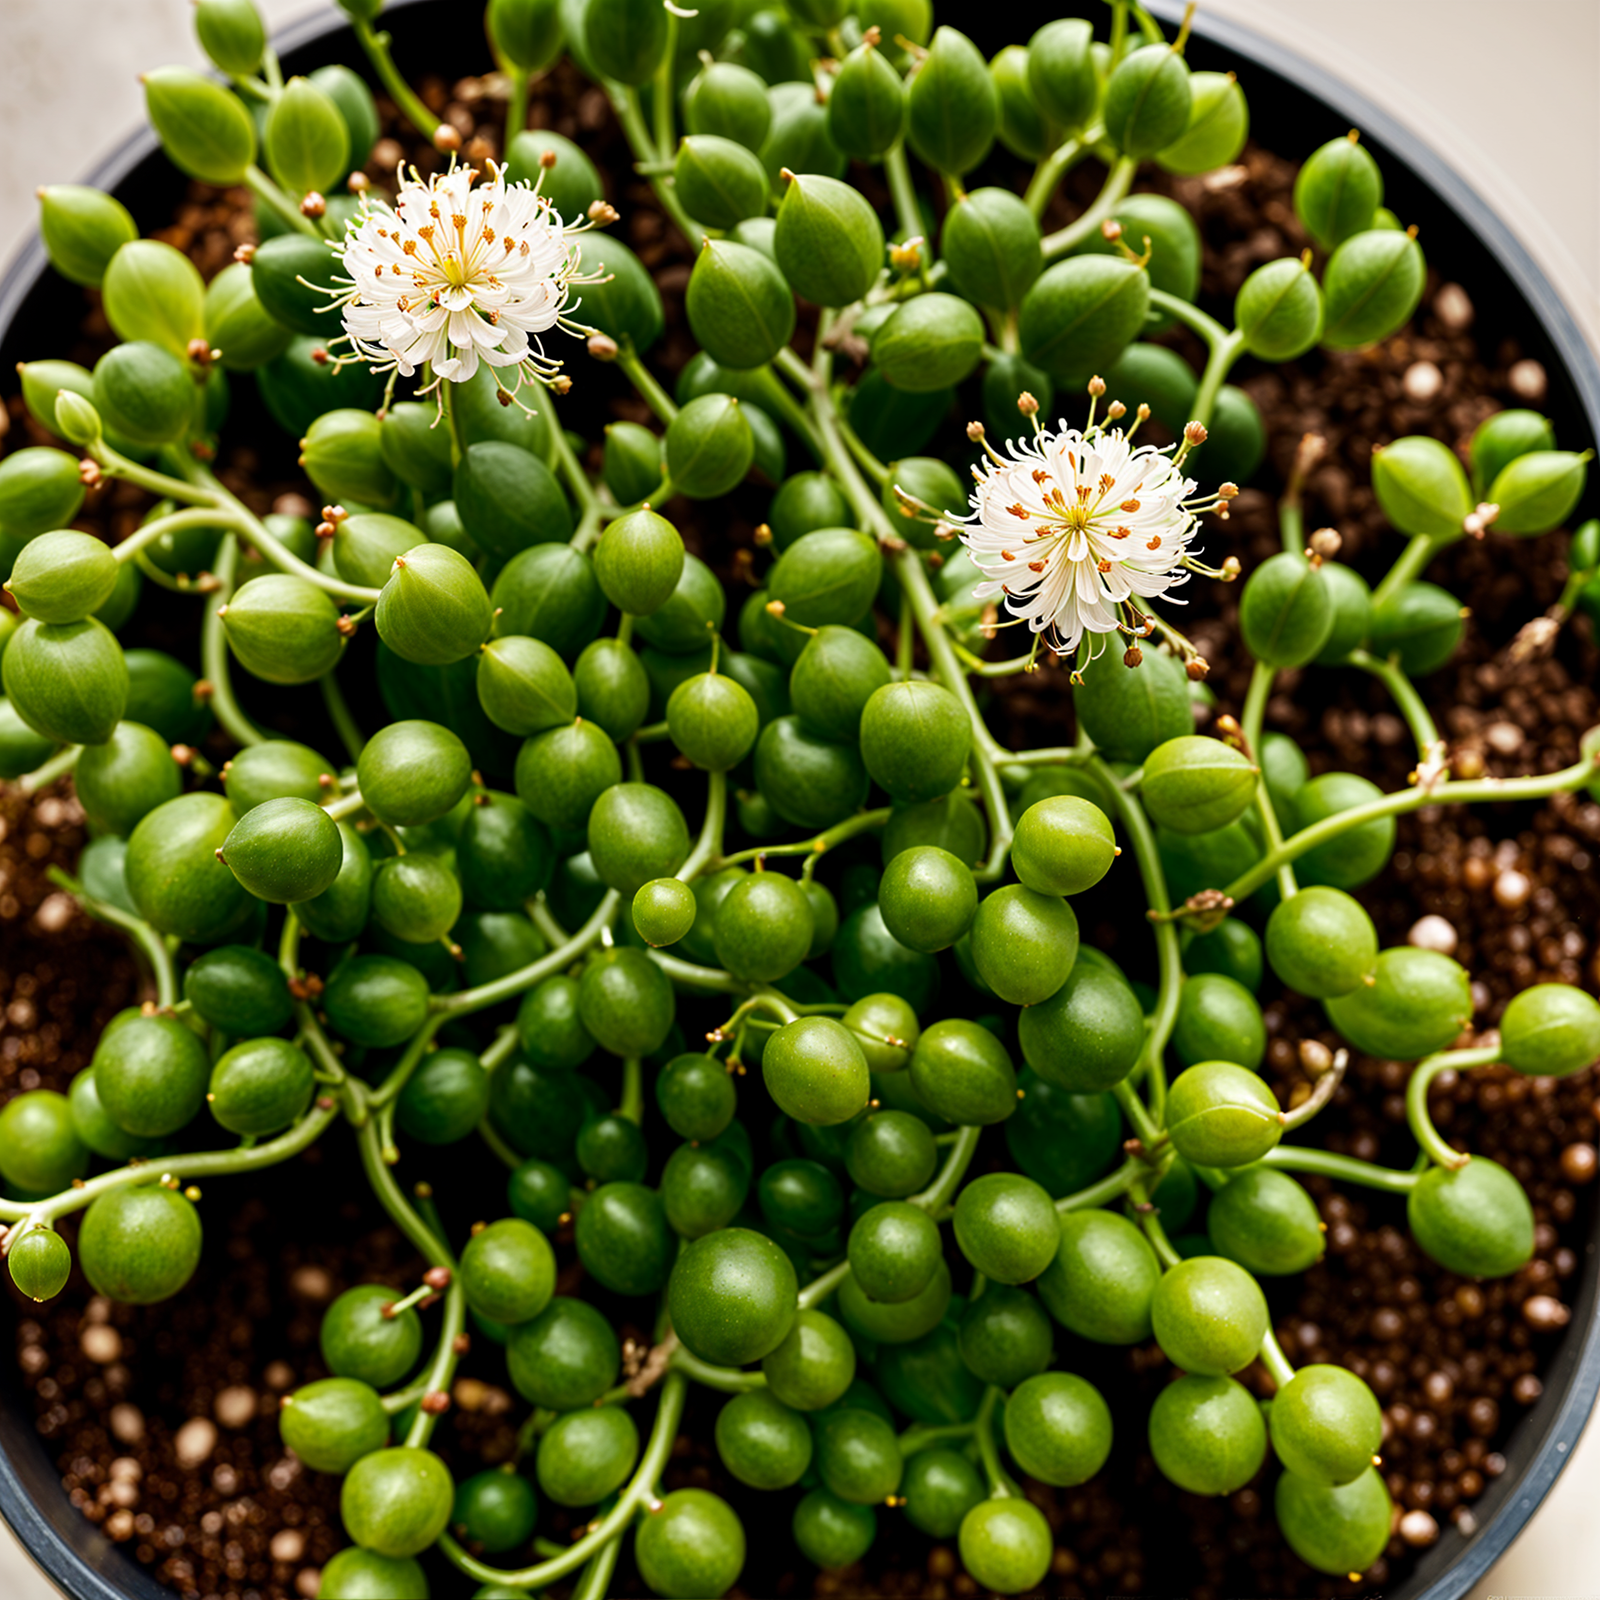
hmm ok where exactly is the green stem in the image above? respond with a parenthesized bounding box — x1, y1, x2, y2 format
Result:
(969, 740, 1015, 884)
(883, 141, 925, 244)
(568, 1535, 622, 1600)
(505, 68, 529, 148)
(203, 537, 265, 748)
(616, 88, 706, 249)
(615, 344, 679, 425)
(972, 1387, 1014, 1495)
(911, 1125, 980, 1214)
(404, 1277, 465, 1449)
(432, 891, 621, 1016)
(1191, 328, 1246, 432)
(1261, 1144, 1422, 1194)
(379, 1378, 430, 1416)
(1240, 662, 1298, 899)
(1147, 288, 1232, 350)
(1087, 755, 1178, 1120)
(647, 949, 745, 995)
(1134, 1184, 1182, 1268)
(1259, 1326, 1296, 1390)
(1055, 1156, 1143, 1214)
(618, 1057, 643, 1123)
(797, 1259, 851, 1311)
(1041, 156, 1138, 261)
(371, 1015, 446, 1108)
(1345, 647, 1442, 758)
(678, 770, 727, 880)
(111, 505, 228, 564)
(242, 165, 320, 237)
(1406, 1044, 1498, 1170)
(1222, 753, 1599, 904)
(547, 401, 604, 519)
(747, 367, 825, 462)
(18, 745, 80, 795)
(1371, 531, 1456, 610)
(1, 1101, 337, 1227)
(320, 669, 365, 764)
(653, 13, 678, 160)
(1023, 128, 1099, 220)
(713, 807, 891, 871)
(670, 1346, 767, 1391)
(895, 551, 1006, 762)
(354, 21, 440, 141)
(1113, 1080, 1162, 1149)
(47, 867, 177, 1007)
(438, 1373, 687, 1590)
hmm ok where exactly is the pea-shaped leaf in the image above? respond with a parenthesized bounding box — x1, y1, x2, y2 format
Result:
(221, 574, 345, 684)
(674, 136, 769, 231)
(686, 240, 796, 371)
(1234, 256, 1323, 361)
(1155, 70, 1249, 175)
(1371, 435, 1471, 539)
(0, 448, 85, 541)
(1487, 449, 1592, 535)
(2, 616, 127, 746)
(1026, 19, 1096, 134)
(1103, 45, 1191, 159)
(1019, 257, 1149, 383)
(102, 240, 206, 355)
(1293, 133, 1382, 252)
(1320, 227, 1425, 350)
(774, 173, 884, 309)
(941, 189, 1042, 311)
(666, 394, 754, 500)
(203, 263, 292, 371)
(220, 796, 344, 903)
(872, 294, 983, 392)
(827, 37, 905, 161)
(684, 60, 772, 152)
(487, 0, 563, 75)
(906, 27, 997, 176)
(6, 531, 118, 624)
(593, 508, 685, 616)
(991, 45, 1048, 162)
(477, 634, 578, 736)
(143, 66, 257, 186)
(1238, 551, 1332, 668)
(37, 186, 137, 289)
(301, 409, 398, 509)
(769, 528, 882, 628)
(1165, 1061, 1282, 1168)
(264, 77, 350, 197)
(759, 82, 848, 191)
(575, 233, 665, 352)
(376, 544, 495, 666)
(1140, 735, 1258, 835)
(583, 0, 667, 85)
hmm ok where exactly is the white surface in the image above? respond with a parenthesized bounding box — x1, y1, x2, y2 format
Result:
(0, 2, 1597, 1597)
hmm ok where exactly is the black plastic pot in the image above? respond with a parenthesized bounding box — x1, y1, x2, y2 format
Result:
(1, 4, 1596, 1598)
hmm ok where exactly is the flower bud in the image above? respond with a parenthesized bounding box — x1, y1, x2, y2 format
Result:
(1101, 342, 1196, 433)
(674, 136, 769, 231)
(774, 172, 885, 308)
(1234, 255, 1324, 361)
(684, 59, 771, 152)
(1026, 18, 1097, 135)
(36, 186, 137, 289)
(1293, 132, 1382, 252)
(595, 508, 685, 617)
(143, 66, 258, 186)
(1239, 551, 1333, 668)
(223, 575, 346, 683)
(102, 239, 206, 356)
(203, 261, 293, 371)
(686, 240, 795, 370)
(505, 129, 603, 220)
(265, 77, 350, 198)
(906, 27, 997, 176)
(454, 440, 571, 560)
(941, 188, 1043, 311)
(1320, 228, 1425, 350)
(7, 531, 119, 624)
(1155, 71, 1248, 175)
(666, 394, 754, 500)
(1368, 580, 1463, 676)
(990, 45, 1048, 161)
(52, 391, 103, 451)
(250, 232, 340, 337)
(301, 409, 399, 510)
(92, 342, 195, 449)
(1019, 256, 1149, 383)
(1141, 735, 1259, 834)
(1103, 46, 1192, 159)
(1371, 435, 1471, 539)
(376, 544, 495, 666)
(575, 232, 665, 353)
(2, 617, 127, 745)
(872, 293, 984, 393)
(194, 0, 267, 75)
(602, 421, 664, 506)
(584, 0, 667, 87)
(1485, 450, 1592, 536)
(981, 353, 1054, 439)
(827, 36, 906, 162)
(487, 0, 563, 75)
(1468, 408, 1554, 500)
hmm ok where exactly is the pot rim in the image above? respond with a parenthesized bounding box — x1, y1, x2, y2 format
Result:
(0, 5, 1596, 1600)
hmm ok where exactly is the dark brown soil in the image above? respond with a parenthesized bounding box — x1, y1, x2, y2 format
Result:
(2, 57, 1597, 1600)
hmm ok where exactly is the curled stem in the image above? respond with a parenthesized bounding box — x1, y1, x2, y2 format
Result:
(353, 21, 441, 141)
(1042, 155, 1138, 261)
(433, 891, 621, 1016)
(1259, 1325, 1296, 1390)
(201, 536, 266, 748)
(18, 745, 81, 795)
(911, 1124, 981, 1214)
(1055, 1156, 1144, 1214)
(1261, 1143, 1421, 1194)
(1406, 1044, 1499, 1170)
(48, 867, 177, 1008)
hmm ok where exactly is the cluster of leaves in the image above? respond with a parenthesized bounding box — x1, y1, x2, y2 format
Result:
(1, 2, 1598, 1598)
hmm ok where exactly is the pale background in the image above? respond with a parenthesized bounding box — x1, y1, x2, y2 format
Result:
(0, 0, 1597, 1595)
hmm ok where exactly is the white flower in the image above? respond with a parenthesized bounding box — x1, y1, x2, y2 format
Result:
(329, 161, 598, 392)
(957, 423, 1206, 654)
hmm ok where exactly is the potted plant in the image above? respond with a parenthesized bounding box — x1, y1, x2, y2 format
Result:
(1, 2, 1596, 1598)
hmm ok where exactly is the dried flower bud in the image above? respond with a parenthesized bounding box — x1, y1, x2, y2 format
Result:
(888, 239, 923, 273)
(1308, 526, 1342, 559)
(752, 523, 773, 547)
(1185, 656, 1210, 681)
(1123, 645, 1143, 667)
(347, 171, 370, 194)
(587, 200, 619, 225)
(1220, 555, 1241, 580)
(965, 420, 986, 442)
(1100, 219, 1123, 241)
(1087, 375, 1106, 397)
(300, 191, 326, 219)
(232, 241, 256, 265)
(1183, 419, 1208, 445)
(540, 149, 559, 169)
(1105, 400, 1126, 420)
(551, 375, 572, 395)
(587, 333, 619, 361)
(433, 124, 462, 153)
(1135, 402, 1151, 422)
(1017, 391, 1040, 417)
